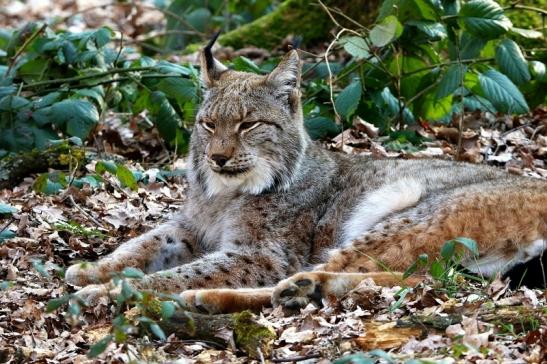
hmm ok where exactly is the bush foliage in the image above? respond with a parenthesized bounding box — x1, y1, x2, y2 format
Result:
(0, 0, 545, 156)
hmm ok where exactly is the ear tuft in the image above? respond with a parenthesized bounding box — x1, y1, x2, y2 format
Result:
(200, 32, 228, 88)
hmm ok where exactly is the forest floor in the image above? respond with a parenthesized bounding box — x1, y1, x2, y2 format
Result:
(1, 107, 546, 363)
(1, 1, 547, 363)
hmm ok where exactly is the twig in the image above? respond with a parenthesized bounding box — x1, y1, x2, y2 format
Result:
(0, 217, 15, 236)
(403, 58, 496, 77)
(31, 74, 182, 96)
(21, 66, 158, 89)
(5, 24, 47, 78)
(64, 194, 105, 229)
(271, 353, 322, 362)
(124, 30, 201, 45)
(257, 347, 265, 364)
(503, 4, 547, 16)
(114, 31, 124, 66)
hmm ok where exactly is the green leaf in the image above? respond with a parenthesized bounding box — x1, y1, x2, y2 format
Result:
(421, 93, 453, 121)
(149, 91, 183, 145)
(48, 100, 99, 139)
(122, 267, 144, 279)
(46, 295, 70, 312)
(115, 164, 137, 190)
(389, 287, 411, 312)
(408, 21, 447, 40)
(0, 95, 29, 111)
(430, 260, 444, 279)
(0, 203, 17, 215)
(459, 33, 486, 60)
(18, 59, 49, 83)
(87, 335, 112, 358)
(403, 253, 429, 279)
(149, 323, 166, 341)
(74, 87, 106, 110)
(34, 92, 62, 109)
(451, 237, 480, 256)
(231, 56, 264, 74)
(495, 39, 530, 85)
(93, 27, 113, 48)
(458, 0, 512, 39)
(304, 117, 342, 140)
(529, 61, 546, 82)
(335, 79, 362, 121)
(33, 172, 67, 195)
(479, 69, 529, 114)
(509, 27, 543, 39)
(377, 0, 398, 21)
(440, 240, 457, 260)
(95, 160, 118, 175)
(370, 15, 403, 47)
(156, 78, 196, 103)
(339, 36, 370, 59)
(0, 230, 16, 242)
(32, 259, 50, 278)
(155, 61, 192, 76)
(413, 0, 440, 21)
(436, 64, 466, 99)
(160, 301, 176, 320)
(68, 302, 81, 316)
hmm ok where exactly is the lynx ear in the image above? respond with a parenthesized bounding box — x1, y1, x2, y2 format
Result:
(267, 50, 301, 110)
(200, 32, 228, 88)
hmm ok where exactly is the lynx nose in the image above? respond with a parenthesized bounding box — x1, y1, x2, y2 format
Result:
(211, 154, 230, 167)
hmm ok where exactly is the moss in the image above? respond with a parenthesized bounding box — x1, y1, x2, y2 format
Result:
(233, 311, 276, 359)
(499, 0, 546, 29)
(217, 0, 380, 49)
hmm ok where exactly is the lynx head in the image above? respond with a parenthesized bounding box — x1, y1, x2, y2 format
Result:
(189, 35, 309, 197)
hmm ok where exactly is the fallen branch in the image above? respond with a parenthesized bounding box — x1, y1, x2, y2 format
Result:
(0, 144, 87, 190)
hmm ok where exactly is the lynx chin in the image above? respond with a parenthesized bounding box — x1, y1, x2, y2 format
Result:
(66, 34, 547, 314)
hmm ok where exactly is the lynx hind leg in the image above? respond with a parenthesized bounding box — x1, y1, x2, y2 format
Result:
(65, 221, 199, 287)
(324, 179, 547, 279)
(271, 271, 422, 311)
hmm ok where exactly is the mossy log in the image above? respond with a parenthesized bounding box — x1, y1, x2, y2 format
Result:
(202, 0, 381, 51)
(158, 310, 276, 359)
(0, 143, 87, 190)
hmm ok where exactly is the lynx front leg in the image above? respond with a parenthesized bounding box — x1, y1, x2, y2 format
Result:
(179, 287, 274, 313)
(65, 220, 200, 286)
(76, 247, 292, 308)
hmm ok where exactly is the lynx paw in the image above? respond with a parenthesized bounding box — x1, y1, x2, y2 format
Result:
(272, 272, 325, 311)
(73, 283, 121, 306)
(65, 262, 104, 286)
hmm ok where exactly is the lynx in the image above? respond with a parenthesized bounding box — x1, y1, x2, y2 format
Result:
(66, 35, 547, 314)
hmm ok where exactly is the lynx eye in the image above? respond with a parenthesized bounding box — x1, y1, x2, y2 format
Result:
(201, 121, 215, 132)
(239, 121, 261, 132)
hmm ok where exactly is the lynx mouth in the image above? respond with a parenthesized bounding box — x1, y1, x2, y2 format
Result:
(215, 167, 250, 176)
